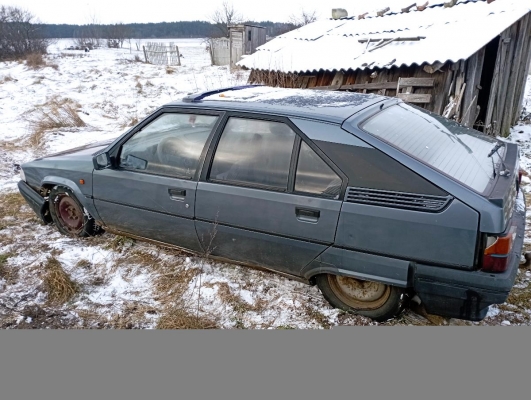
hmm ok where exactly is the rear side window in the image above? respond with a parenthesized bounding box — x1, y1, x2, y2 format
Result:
(361, 104, 502, 193)
(295, 142, 341, 198)
(209, 118, 296, 190)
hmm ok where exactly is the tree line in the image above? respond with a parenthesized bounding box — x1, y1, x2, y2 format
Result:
(37, 20, 297, 40)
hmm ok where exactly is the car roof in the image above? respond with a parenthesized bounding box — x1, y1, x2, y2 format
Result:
(165, 85, 387, 124)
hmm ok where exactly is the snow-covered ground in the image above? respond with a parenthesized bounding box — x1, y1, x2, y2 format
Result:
(1, 39, 530, 328)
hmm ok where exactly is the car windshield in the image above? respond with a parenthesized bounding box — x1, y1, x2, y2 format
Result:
(360, 103, 505, 193)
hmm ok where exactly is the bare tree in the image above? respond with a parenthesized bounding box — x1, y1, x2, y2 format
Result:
(210, 1, 244, 38)
(106, 23, 130, 48)
(0, 6, 50, 60)
(288, 9, 318, 28)
(73, 12, 103, 50)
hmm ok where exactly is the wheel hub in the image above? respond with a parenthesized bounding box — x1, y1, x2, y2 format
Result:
(328, 275, 391, 310)
(57, 196, 83, 232)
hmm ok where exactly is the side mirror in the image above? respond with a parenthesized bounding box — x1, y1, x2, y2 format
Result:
(93, 152, 110, 170)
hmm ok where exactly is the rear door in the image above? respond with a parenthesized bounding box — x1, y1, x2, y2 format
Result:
(92, 110, 221, 252)
(195, 114, 345, 276)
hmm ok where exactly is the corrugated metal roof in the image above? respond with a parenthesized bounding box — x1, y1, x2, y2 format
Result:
(238, 0, 531, 73)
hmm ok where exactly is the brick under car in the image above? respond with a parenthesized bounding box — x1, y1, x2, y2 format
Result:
(18, 86, 526, 322)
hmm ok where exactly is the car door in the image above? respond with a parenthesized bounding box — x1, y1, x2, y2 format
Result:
(92, 110, 221, 252)
(195, 114, 345, 276)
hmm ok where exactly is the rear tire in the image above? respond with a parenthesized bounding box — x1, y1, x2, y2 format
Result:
(49, 186, 96, 237)
(316, 274, 405, 322)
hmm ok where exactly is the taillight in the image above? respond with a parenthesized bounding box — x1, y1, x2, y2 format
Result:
(482, 226, 517, 272)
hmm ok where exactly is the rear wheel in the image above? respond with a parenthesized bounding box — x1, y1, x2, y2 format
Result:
(49, 186, 96, 237)
(316, 274, 405, 322)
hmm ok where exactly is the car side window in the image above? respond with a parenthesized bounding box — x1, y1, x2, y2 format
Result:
(295, 141, 342, 199)
(209, 117, 296, 190)
(120, 113, 218, 179)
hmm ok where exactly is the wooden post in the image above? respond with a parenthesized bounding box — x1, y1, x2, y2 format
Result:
(143, 45, 149, 63)
(496, 24, 518, 136)
(512, 14, 531, 124)
(484, 33, 505, 135)
(501, 16, 529, 136)
(462, 47, 485, 127)
(176, 45, 181, 66)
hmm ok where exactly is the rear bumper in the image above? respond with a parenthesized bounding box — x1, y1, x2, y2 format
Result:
(413, 192, 526, 321)
(17, 180, 50, 224)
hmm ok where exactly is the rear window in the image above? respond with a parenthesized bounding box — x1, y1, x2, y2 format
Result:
(360, 104, 504, 193)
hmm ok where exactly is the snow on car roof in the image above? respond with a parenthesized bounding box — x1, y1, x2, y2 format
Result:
(177, 86, 386, 123)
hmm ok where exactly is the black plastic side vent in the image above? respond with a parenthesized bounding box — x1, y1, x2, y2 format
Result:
(345, 187, 452, 212)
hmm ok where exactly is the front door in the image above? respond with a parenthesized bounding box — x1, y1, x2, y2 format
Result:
(195, 116, 344, 276)
(93, 111, 220, 252)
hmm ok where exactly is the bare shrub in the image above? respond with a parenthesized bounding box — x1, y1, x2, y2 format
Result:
(25, 53, 45, 69)
(23, 96, 87, 147)
(43, 257, 79, 305)
(0, 6, 50, 61)
(165, 66, 175, 74)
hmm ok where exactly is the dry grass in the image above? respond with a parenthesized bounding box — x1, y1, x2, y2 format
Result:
(119, 115, 139, 129)
(0, 74, 15, 84)
(43, 257, 79, 305)
(165, 66, 176, 74)
(23, 96, 86, 147)
(0, 253, 17, 283)
(0, 192, 34, 230)
(157, 306, 219, 329)
(24, 53, 58, 71)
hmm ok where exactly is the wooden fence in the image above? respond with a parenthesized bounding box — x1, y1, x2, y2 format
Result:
(143, 42, 181, 66)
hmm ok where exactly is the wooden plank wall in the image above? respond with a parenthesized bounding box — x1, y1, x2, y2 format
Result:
(485, 13, 531, 137)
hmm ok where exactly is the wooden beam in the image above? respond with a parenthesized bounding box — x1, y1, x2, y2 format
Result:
(462, 47, 485, 127)
(398, 93, 432, 103)
(358, 37, 426, 43)
(434, 69, 454, 115)
(401, 3, 417, 13)
(496, 24, 518, 136)
(423, 61, 444, 74)
(417, 2, 429, 11)
(340, 81, 399, 90)
(484, 35, 504, 134)
(377, 7, 390, 17)
(501, 15, 529, 136)
(398, 77, 435, 87)
(513, 15, 531, 123)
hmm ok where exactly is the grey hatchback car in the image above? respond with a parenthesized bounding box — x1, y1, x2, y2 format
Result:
(18, 85, 526, 322)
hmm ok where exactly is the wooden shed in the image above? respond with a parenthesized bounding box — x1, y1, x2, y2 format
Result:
(238, 0, 531, 137)
(228, 24, 266, 68)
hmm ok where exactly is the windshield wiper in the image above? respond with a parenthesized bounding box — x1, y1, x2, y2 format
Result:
(488, 141, 510, 177)
(487, 141, 505, 158)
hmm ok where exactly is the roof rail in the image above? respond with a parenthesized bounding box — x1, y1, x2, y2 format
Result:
(182, 85, 263, 103)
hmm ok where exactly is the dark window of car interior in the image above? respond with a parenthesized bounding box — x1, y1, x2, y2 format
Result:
(360, 104, 502, 193)
(314, 140, 448, 196)
(120, 113, 218, 178)
(210, 117, 296, 190)
(295, 141, 342, 198)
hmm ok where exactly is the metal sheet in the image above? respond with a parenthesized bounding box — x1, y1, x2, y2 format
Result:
(238, 0, 531, 73)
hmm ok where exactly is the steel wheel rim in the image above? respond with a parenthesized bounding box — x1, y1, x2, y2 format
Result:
(328, 275, 391, 311)
(55, 195, 83, 233)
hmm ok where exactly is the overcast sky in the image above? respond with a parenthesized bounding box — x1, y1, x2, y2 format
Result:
(5, 0, 415, 25)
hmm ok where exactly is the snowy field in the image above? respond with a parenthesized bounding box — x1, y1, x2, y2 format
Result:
(1, 39, 531, 328)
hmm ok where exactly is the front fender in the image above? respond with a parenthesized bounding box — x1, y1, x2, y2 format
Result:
(41, 176, 101, 221)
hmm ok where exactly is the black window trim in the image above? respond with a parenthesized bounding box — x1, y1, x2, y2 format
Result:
(200, 111, 348, 200)
(107, 107, 225, 182)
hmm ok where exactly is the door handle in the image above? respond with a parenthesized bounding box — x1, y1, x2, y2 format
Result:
(168, 188, 186, 201)
(296, 208, 320, 223)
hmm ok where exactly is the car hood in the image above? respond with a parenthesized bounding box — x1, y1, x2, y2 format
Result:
(36, 139, 114, 161)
